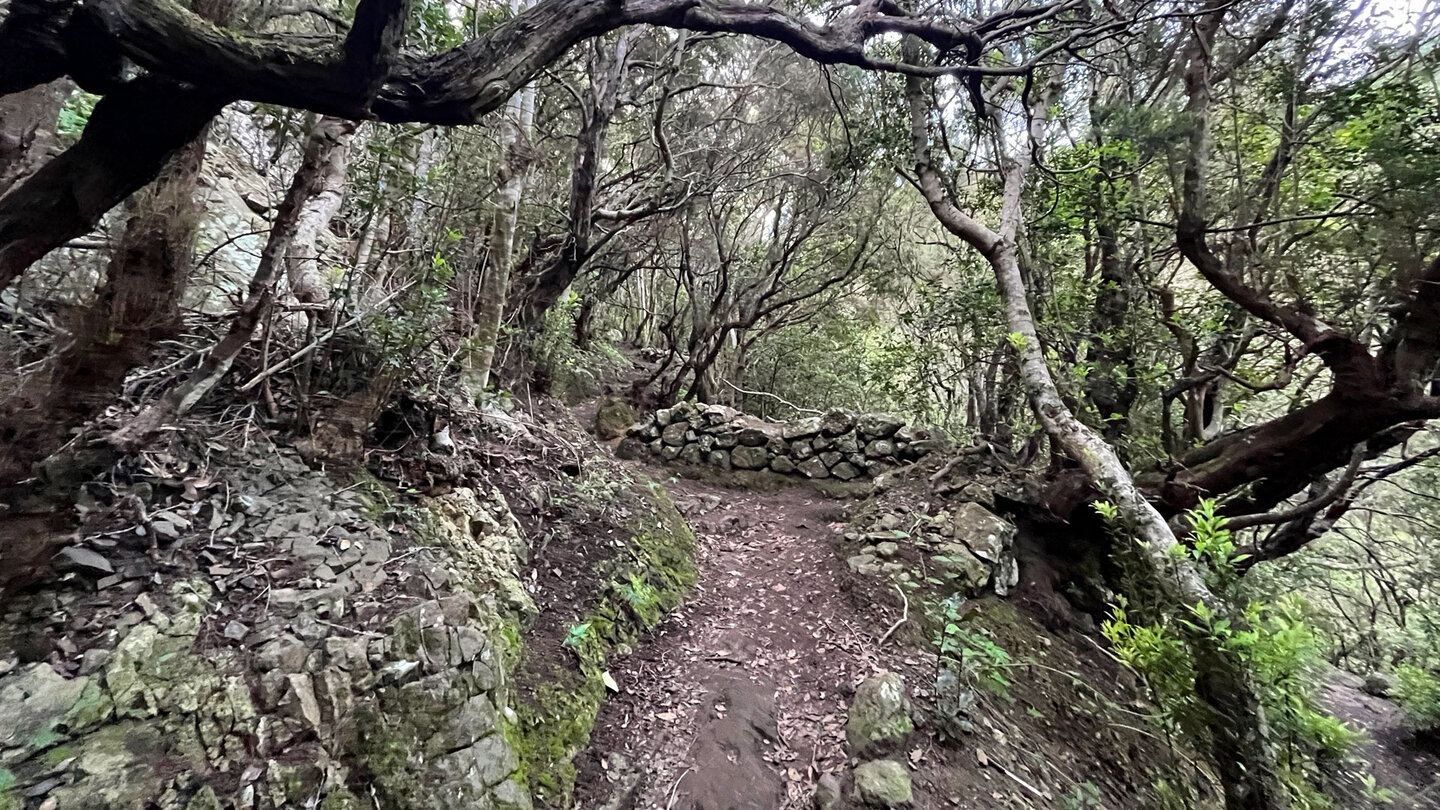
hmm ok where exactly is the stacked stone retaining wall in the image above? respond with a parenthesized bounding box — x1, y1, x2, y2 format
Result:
(619, 402, 949, 480)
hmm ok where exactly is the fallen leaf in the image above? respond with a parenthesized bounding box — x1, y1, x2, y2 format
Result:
(977, 748, 990, 767)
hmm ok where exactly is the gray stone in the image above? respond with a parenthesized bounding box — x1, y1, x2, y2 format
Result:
(713, 431, 739, 449)
(933, 543, 991, 593)
(731, 445, 770, 470)
(798, 457, 830, 479)
(697, 434, 716, 453)
(873, 541, 899, 558)
(792, 440, 815, 461)
(857, 413, 905, 440)
(1363, 671, 1397, 698)
(770, 456, 797, 474)
(819, 451, 843, 468)
(656, 408, 674, 427)
(706, 450, 732, 470)
(821, 409, 857, 436)
(847, 554, 882, 576)
(661, 421, 689, 446)
(952, 503, 1015, 563)
(701, 404, 741, 425)
(834, 433, 859, 454)
(846, 672, 914, 757)
(865, 439, 896, 459)
(831, 462, 861, 481)
(616, 437, 648, 460)
(853, 760, 912, 806)
(811, 434, 833, 452)
(894, 424, 928, 443)
(0, 663, 90, 752)
(903, 439, 948, 459)
(54, 546, 115, 576)
(782, 416, 823, 440)
(661, 444, 682, 461)
(814, 772, 843, 810)
(766, 437, 789, 455)
(737, 426, 773, 447)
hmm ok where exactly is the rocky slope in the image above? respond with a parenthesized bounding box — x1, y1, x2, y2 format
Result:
(0, 402, 695, 810)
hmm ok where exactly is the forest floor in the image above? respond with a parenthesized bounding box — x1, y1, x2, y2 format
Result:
(569, 470, 915, 809)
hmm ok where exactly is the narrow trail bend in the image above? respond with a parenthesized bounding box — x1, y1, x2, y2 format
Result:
(572, 467, 915, 810)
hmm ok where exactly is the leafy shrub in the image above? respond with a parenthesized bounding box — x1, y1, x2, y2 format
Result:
(1394, 663, 1440, 737)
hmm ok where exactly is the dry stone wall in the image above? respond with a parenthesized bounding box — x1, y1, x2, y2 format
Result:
(619, 402, 949, 480)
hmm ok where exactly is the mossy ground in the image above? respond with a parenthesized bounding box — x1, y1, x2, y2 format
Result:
(508, 473, 697, 806)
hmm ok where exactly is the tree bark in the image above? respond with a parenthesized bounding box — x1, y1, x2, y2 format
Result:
(286, 115, 357, 315)
(111, 115, 359, 449)
(0, 78, 72, 197)
(460, 9, 535, 399)
(903, 37, 1291, 810)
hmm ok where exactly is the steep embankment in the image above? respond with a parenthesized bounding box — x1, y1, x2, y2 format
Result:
(0, 401, 697, 810)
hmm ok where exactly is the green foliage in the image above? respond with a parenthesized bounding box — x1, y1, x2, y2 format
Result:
(934, 596, 1012, 697)
(1104, 501, 1360, 806)
(56, 90, 99, 142)
(1393, 664, 1440, 737)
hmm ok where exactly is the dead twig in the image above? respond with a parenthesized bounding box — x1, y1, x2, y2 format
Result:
(876, 583, 908, 646)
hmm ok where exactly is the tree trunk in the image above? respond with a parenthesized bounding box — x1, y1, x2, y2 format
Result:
(903, 38, 1290, 810)
(110, 116, 359, 448)
(286, 115, 357, 318)
(460, 11, 535, 399)
(0, 110, 209, 494)
(0, 78, 71, 197)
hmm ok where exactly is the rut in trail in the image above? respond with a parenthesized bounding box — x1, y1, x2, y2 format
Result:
(571, 470, 913, 810)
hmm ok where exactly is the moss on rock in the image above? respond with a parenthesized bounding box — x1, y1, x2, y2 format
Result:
(511, 476, 697, 806)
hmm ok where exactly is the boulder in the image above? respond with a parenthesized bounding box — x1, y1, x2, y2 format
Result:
(902, 438, 948, 460)
(845, 672, 914, 757)
(1363, 671, 1397, 698)
(933, 543, 990, 593)
(856, 413, 904, 440)
(831, 462, 861, 481)
(700, 404, 741, 425)
(853, 760, 912, 806)
(798, 457, 830, 479)
(812, 434, 833, 452)
(766, 437, 790, 455)
(661, 444, 682, 461)
(821, 409, 857, 436)
(594, 397, 638, 440)
(661, 421, 690, 447)
(616, 437, 647, 460)
(864, 439, 896, 459)
(819, 451, 843, 468)
(655, 407, 674, 427)
(952, 503, 1015, 563)
(706, 450, 733, 470)
(893, 424, 928, 443)
(713, 431, 740, 449)
(731, 445, 770, 470)
(737, 426, 775, 447)
(678, 443, 704, 464)
(782, 416, 823, 440)
(813, 772, 844, 810)
(792, 441, 815, 461)
(834, 433, 859, 454)
(770, 456, 797, 474)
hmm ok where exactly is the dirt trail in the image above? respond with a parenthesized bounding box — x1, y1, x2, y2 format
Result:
(1322, 674, 1440, 809)
(572, 470, 913, 810)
